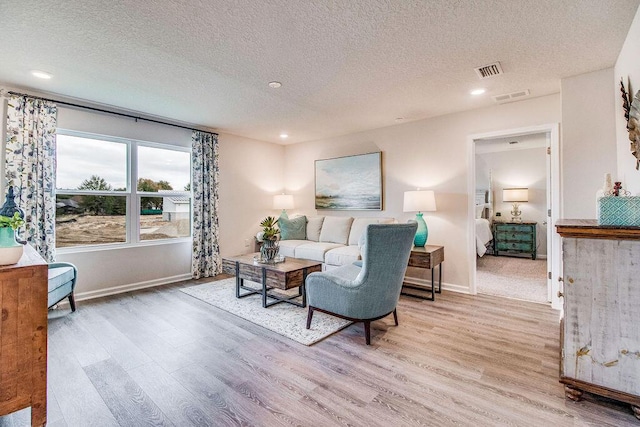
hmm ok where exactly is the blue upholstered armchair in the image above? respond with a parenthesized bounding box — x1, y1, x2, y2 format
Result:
(305, 223, 417, 345)
(48, 262, 78, 311)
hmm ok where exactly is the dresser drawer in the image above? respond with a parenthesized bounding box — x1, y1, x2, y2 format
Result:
(495, 231, 533, 242)
(496, 241, 533, 251)
(495, 224, 534, 233)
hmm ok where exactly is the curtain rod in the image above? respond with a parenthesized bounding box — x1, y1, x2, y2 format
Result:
(7, 90, 218, 136)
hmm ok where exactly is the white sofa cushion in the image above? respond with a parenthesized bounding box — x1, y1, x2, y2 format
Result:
(347, 217, 395, 245)
(278, 240, 308, 258)
(294, 242, 343, 262)
(306, 216, 325, 242)
(319, 217, 353, 245)
(325, 245, 361, 266)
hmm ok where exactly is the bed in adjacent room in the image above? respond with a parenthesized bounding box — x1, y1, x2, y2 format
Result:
(475, 190, 493, 257)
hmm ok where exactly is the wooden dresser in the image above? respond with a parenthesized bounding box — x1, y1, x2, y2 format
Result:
(556, 220, 639, 419)
(493, 221, 537, 259)
(0, 245, 48, 426)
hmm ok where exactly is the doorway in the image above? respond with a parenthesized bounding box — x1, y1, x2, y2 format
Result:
(467, 124, 561, 309)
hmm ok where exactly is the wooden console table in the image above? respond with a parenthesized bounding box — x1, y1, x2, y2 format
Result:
(0, 245, 48, 426)
(556, 220, 639, 419)
(402, 245, 444, 301)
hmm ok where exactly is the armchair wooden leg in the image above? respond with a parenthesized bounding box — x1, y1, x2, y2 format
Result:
(68, 293, 76, 312)
(393, 309, 398, 326)
(306, 306, 314, 329)
(364, 321, 371, 345)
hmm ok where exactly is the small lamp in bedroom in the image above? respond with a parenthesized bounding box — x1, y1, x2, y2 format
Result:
(502, 188, 528, 223)
(403, 189, 437, 247)
(273, 193, 294, 219)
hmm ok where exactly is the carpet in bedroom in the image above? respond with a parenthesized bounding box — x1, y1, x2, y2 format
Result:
(476, 255, 548, 304)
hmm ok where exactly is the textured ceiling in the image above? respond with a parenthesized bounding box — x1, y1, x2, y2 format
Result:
(1, 0, 638, 144)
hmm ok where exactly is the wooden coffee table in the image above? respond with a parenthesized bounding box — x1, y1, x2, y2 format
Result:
(222, 254, 322, 308)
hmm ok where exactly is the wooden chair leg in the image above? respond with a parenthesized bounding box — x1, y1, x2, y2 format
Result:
(364, 321, 371, 345)
(306, 306, 314, 329)
(68, 293, 76, 312)
(393, 309, 398, 326)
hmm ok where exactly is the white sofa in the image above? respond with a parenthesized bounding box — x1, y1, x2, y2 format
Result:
(278, 216, 395, 270)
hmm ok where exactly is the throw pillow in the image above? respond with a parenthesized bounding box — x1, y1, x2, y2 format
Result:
(306, 216, 325, 241)
(278, 215, 307, 240)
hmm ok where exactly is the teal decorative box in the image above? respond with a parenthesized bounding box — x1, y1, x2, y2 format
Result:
(597, 196, 640, 226)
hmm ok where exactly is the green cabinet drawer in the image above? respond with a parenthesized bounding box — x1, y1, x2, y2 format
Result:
(496, 241, 533, 251)
(495, 231, 533, 242)
(495, 224, 534, 233)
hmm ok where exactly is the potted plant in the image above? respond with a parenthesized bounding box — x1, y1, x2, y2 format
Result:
(0, 212, 25, 265)
(258, 216, 280, 262)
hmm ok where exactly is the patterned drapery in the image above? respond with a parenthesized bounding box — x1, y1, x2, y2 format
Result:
(191, 131, 221, 278)
(5, 95, 57, 261)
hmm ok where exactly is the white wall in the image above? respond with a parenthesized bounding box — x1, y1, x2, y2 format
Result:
(561, 68, 618, 218)
(475, 155, 490, 191)
(477, 147, 548, 256)
(0, 97, 284, 299)
(615, 6, 640, 195)
(284, 93, 561, 292)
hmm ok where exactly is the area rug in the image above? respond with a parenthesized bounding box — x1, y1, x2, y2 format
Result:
(180, 278, 352, 345)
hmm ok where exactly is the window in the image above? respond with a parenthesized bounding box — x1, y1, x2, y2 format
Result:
(55, 131, 191, 249)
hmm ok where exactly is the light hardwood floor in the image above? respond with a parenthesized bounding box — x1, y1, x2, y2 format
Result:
(1, 275, 637, 426)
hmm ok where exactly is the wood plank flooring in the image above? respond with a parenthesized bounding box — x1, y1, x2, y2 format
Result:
(1, 275, 638, 426)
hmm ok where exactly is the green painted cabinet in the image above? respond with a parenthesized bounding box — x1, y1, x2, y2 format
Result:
(493, 222, 537, 260)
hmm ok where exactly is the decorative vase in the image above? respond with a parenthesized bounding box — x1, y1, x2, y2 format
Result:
(261, 238, 280, 262)
(0, 228, 24, 265)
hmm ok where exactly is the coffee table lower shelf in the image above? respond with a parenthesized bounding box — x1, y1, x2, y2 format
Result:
(235, 267, 308, 308)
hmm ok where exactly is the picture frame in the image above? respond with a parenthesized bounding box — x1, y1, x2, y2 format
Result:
(315, 152, 382, 210)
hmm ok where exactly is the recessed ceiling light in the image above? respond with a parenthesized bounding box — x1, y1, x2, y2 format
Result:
(268, 81, 282, 88)
(395, 117, 405, 123)
(470, 88, 486, 96)
(31, 70, 52, 79)
(280, 133, 289, 139)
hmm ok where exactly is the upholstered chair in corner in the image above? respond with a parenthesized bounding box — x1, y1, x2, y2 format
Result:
(305, 222, 417, 345)
(48, 262, 78, 312)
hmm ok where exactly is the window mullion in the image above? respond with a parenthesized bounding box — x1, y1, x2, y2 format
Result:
(129, 141, 140, 243)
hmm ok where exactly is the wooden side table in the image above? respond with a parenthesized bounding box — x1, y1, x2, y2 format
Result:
(402, 245, 444, 301)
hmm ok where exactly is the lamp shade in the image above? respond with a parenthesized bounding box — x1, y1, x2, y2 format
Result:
(273, 194, 294, 210)
(403, 190, 437, 212)
(502, 188, 529, 202)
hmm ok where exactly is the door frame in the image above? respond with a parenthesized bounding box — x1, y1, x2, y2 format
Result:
(467, 123, 562, 309)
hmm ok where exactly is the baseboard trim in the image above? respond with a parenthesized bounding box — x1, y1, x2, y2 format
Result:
(65, 273, 193, 304)
(404, 276, 470, 295)
(442, 282, 470, 294)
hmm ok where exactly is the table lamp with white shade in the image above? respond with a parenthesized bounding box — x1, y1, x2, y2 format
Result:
(273, 194, 294, 218)
(403, 189, 437, 247)
(502, 188, 528, 222)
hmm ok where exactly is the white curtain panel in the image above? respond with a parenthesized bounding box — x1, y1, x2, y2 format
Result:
(5, 95, 57, 261)
(191, 131, 221, 278)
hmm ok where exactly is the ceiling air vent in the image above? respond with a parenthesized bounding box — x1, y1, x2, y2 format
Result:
(474, 62, 503, 79)
(493, 89, 530, 104)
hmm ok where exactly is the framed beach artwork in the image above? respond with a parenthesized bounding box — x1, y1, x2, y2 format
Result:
(315, 152, 382, 210)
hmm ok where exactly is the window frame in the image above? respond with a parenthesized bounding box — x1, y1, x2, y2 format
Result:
(55, 129, 192, 253)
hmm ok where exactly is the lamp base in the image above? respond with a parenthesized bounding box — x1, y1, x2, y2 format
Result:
(279, 210, 289, 219)
(510, 203, 522, 223)
(413, 212, 428, 247)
